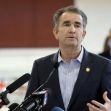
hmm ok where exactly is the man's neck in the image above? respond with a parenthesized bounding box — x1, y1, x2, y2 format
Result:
(60, 47, 82, 62)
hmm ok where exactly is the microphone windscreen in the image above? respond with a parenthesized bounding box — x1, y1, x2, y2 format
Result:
(51, 107, 64, 111)
(6, 73, 31, 93)
(8, 103, 19, 111)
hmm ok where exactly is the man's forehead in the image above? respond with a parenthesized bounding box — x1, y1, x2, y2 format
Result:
(60, 12, 83, 22)
(59, 12, 83, 24)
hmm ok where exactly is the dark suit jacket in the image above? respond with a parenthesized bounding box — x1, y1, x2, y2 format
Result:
(25, 48, 111, 111)
(99, 50, 111, 59)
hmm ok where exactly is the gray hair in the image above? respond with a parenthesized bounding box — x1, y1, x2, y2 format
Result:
(53, 5, 87, 29)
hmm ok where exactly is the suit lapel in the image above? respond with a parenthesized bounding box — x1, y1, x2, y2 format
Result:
(49, 52, 65, 108)
(51, 69, 64, 108)
(68, 49, 92, 109)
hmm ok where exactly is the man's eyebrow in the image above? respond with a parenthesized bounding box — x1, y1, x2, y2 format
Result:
(75, 21, 82, 25)
(63, 21, 70, 24)
(63, 21, 82, 25)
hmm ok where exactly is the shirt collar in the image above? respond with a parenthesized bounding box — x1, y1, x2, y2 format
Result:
(58, 47, 84, 63)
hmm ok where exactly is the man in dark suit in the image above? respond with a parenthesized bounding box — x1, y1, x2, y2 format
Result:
(25, 6, 111, 111)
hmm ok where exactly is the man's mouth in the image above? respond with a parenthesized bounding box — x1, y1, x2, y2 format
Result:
(67, 36, 76, 39)
(68, 37, 74, 38)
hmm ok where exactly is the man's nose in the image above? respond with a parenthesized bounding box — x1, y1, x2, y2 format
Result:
(69, 25, 75, 33)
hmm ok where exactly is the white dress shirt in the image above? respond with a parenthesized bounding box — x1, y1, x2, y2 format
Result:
(58, 47, 84, 110)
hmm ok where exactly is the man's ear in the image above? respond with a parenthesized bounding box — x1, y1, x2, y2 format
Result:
(53, 27, 58, 40)
(82, 30, 86, 38)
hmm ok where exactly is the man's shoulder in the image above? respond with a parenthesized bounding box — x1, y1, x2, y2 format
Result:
(34, 53, 56, 64)
(87, 51, 111, 64)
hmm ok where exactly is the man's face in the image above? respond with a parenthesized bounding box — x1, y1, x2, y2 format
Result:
(53, 12, 86, 49)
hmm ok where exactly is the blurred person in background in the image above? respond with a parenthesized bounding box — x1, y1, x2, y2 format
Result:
(25, 6, 111, 111)
(99, 29, 111, 59)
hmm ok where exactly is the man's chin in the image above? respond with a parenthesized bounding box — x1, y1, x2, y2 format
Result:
(65, 43, 78, 48)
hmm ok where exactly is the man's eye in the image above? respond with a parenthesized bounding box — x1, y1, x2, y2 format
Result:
(75, 24, 81, 28)
(63, 23, 71, 26)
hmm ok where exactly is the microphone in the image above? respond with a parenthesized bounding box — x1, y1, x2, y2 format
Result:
(13, 89, 50, 111)
(51, 107, 64, 111)
(7, 73, 31, 93)
(0, 73, 31, 107)
(13, 60, 59, 111)
(8, 103, 19, 111)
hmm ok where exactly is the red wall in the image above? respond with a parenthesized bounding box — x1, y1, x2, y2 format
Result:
(0, 0, 73, 48)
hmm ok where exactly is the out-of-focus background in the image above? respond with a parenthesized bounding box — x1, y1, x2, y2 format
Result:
(0, 0, 111, 105)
